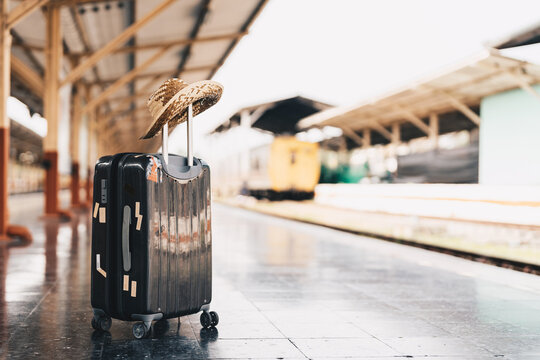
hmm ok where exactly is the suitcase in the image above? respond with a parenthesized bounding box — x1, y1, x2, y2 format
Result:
(90, 97, 219, 338)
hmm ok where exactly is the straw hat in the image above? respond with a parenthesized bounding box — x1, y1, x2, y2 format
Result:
(142, 78, 223, 139)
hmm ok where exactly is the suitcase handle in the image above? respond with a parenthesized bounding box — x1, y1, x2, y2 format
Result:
(162, 104, 193, 167)
(122, 205, 132, 272)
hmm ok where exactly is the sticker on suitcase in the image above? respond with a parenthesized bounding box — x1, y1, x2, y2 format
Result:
(146, 156, 161, 183)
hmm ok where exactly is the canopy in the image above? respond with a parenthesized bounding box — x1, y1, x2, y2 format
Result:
(299, 51, 540, 148)
(10, 0, 268, 152)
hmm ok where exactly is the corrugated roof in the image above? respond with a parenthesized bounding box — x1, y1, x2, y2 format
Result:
(9, 0, 268, 152)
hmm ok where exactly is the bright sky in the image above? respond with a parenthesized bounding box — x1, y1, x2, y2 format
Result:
(169, 0, 540, 155)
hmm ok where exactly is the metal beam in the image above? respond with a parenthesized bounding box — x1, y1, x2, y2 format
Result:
(6, 0, 49, 29)
(61, 0, 176, 87)
(10, 54, 44, 96)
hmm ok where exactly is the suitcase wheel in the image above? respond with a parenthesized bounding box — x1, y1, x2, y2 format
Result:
(210, 311, 219, 327)
(91, 315, 112, 332)
(200, 311, 219, 329)
(132, 322, 151, 339)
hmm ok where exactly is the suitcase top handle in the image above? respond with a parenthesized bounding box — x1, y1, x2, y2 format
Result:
(142, 78, 223, 140)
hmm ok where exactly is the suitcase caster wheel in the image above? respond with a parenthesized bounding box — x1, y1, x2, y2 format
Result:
(92, 315, 111, 331)
(132, 322, 151, 339)
(200, 311, 212, 329)
(209, 311, 219, 327)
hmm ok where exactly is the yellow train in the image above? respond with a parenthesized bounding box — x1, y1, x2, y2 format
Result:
(246, 137, 320, 200)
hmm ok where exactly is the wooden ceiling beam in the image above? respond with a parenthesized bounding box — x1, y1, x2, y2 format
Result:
(10, 54, 44, 96)
(341, 125, 364, 147)
(504, 69, 540, 103)
(61, 0, 176, 87)
(55, 0, 131, 5)
(7, 0, 49, 29)
(368, 121, 393, 141)
(440, 92, 481, 125)
(81, 44, 173, 115)
(395, 106, 432, 135)
(71, 32, 246, 58)
(108, 91, 152, 103)
(84, 63, 214, 94)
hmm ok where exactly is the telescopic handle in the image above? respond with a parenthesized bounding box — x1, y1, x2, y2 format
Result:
(162, 122, 169, 165)
(187, 104, 193, 166)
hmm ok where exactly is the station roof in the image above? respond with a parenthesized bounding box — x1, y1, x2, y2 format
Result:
(298, 51, 540, 148)
(212, 96, 331, 135)
(9, 0, 268, 152)
(492, 22, 540, 49)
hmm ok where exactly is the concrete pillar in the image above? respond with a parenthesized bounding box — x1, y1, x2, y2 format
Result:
(0, 0, 31, 241)
(0, 0, 11, 240)
(391, 123, 400, 144)
(429, 113, 439, 149)
(43, 5, 62, 216)
(362, 129, 371, 149)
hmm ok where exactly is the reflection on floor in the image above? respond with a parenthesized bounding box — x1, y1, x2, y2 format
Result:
(1, 192, 540, 359)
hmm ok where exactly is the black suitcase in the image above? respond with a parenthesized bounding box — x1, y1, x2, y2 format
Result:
(90, 79, 221, 338)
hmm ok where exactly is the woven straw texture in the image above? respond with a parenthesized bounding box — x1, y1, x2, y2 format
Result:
(142, 78, 223, 139)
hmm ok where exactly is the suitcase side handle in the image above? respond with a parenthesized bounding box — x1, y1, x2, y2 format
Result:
(122, 205, 132, 272)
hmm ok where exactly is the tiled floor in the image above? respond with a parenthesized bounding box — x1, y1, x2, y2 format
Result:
(1, 192, 540, 359)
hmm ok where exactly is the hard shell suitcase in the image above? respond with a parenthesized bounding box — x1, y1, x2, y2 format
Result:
(90, 79, 222, 338)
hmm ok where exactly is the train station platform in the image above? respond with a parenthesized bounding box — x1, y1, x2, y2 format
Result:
(220, 191, 540, 269)
(2, 192, 540, 358)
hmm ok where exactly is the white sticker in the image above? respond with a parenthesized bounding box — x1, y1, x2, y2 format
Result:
(93, 203, 99, 218)
(96, 254, 107, 278)
(123, 275, 129, 291)
(99, 207, 106, 223)
(135, 202, 143, 230)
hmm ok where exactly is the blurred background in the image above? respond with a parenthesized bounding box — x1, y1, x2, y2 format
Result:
(5, 0, 540, 266)
(2, 0, 540, 357)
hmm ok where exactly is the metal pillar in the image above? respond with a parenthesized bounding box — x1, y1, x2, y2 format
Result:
(43, 4, 62, 217)
(0, 0, 31, 241)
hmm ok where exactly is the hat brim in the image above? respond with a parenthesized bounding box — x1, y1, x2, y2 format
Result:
(141, 80, 223, 139)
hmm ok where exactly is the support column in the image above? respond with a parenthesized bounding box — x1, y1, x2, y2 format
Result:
(70, 85, 81, 207)
(43, 4, 62, 217)
(0, 0, 10, 240)
(391, 123, 400, 145)
(85, 94, 95, 204)
(429, 113, 439, 149)
(0, 0, 31, 241)
(362, 129, 371, 149)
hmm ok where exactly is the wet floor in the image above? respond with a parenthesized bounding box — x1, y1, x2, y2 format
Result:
(2, 192, 540, 359)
